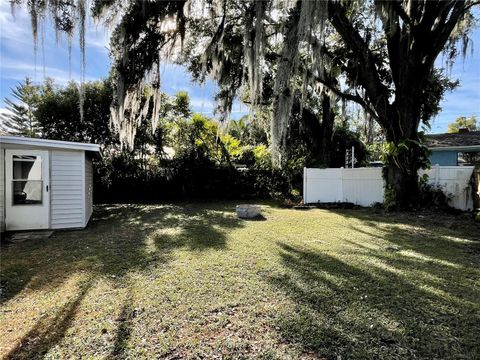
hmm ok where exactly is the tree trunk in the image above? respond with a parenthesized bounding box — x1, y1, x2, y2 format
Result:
(383, 102, 425, 210)
(318, 92, 335, 166)
(384, 152, 421, 210)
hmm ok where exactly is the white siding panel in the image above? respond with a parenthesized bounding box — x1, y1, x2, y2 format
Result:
(52, 181, 83, 187)
(52, 199, 83, 205)
(51, 190, 83, 195)
(52, 172, 82, 177)
(85, 156, 93, 226)
(0, 149, 4, 232)
(52, 213, 84, 219)
(51, 163, 82, 169)
(51, 204, 83, 210)
(51, 150, 85, 229)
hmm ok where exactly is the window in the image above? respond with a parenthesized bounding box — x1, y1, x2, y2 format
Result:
(12, 155, 43, 205)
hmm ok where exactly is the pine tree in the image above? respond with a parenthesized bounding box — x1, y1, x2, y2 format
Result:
(0, 78, 41, 137)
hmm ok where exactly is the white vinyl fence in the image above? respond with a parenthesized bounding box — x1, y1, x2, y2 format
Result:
(303, 166, 475, 211)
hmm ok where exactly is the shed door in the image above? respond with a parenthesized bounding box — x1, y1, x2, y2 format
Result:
(5, 150, 50, 230)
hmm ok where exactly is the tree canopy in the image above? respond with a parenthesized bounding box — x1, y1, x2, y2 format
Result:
(13, 0, 480, 208)
(447, 115, 478, 132)
(0, 77, 41, 137)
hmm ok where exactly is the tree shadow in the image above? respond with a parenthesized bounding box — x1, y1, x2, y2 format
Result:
(0, 202, 244, 358)
(267, 216, 480, 359)
(4, 278, 94, 360)
(109, 293, 134, 359)
(339, 209, 480, 266)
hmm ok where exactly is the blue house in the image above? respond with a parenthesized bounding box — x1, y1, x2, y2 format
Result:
(425, 130, 480, 166)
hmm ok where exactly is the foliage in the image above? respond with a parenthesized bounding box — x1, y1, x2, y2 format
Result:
(0, 77, 41, 137)
(168, 114, 230, 165)
(253, 145, 271, 169)
(330, 127, 368, 168)
(18, 77, 291, 201)
(380, 138, 430, 171)
(419, 183, 455, 211)
(14, 0, 480, 209)
(365, 142, 384, 163)
(383, 171, 456, 212)
(420, 69, 459, 128)
(459, 152, 480, 166)
(447, 115, 478, 133)
(220, 134, 245, 163)
(95, 112, 292, 202)
(227, 115, 269, 147)
(35, 78, 117, 146)
(383, 183, 397, 212)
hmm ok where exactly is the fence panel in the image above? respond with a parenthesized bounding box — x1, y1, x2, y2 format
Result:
(303, 168, 343, 204)
(304, 166, 475, 210)
(342, 168, 384, 206)
(420, 165, 475, 211)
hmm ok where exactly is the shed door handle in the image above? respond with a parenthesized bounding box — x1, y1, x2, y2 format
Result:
(46, 185, 49, 192)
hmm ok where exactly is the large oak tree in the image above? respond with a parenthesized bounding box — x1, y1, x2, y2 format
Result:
(15, 0, 479, 209)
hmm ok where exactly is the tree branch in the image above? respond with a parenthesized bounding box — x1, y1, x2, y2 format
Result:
(312, 74, 381, 125)
(464, 1, 480, 12)
(374, 1, 403, 88)
(390, 0, 413, 27)
(423, 1, 468, 69)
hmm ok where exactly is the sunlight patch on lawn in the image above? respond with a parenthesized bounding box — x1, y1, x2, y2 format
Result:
(442, 235, 477, 244)
(398, 250, 461, 268)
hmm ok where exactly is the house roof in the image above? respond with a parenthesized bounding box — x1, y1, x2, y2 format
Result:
(0, 135, 101, 154)
(425, 131, 480, 152)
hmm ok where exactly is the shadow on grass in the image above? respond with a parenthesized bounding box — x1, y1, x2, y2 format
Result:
(239, 214, 268, 221)
(0, 202, 243, 358)
(110, 292, 134, 360)
(341, 209, 480, 265)
(267, 210, 480, 359)
(5, 278, 94, 359)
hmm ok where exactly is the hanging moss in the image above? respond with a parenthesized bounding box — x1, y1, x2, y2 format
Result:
(14, 0, 86, 120)
(270, 0, 328, 166)
(16, 0, 477, 176)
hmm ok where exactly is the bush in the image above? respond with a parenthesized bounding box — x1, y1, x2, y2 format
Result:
(93, 157, 291, 203)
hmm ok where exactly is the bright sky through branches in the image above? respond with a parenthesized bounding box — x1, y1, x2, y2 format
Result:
(0, 2, 478, 133)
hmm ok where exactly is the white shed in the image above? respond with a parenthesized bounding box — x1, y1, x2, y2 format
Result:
(0, 136, 100, 232)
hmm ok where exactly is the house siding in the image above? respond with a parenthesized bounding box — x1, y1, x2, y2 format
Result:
(50, 150, 85, 229)
(84, 156, 93, 226)
(429, 150, 458, 166)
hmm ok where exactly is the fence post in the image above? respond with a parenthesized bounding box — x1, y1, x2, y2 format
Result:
(303, 167, 307, 204)
(435, 164, 440, 185)
(339, 168, 344, 202)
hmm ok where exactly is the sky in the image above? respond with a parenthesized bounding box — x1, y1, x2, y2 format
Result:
(0, 2, 479, 134)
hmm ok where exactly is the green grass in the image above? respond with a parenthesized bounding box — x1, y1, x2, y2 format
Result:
(1, 203, 479, 359)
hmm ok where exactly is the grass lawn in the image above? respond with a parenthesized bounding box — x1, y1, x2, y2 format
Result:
(0, 202, 479, 359)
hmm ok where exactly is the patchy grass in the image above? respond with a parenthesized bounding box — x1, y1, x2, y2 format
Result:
(0, 203, 479, 359)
